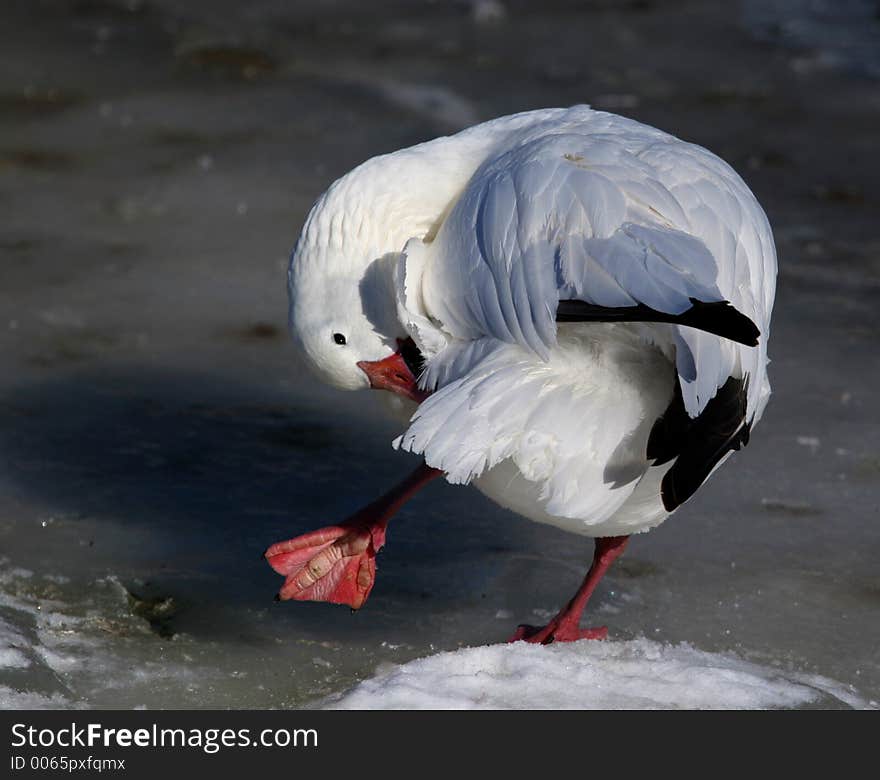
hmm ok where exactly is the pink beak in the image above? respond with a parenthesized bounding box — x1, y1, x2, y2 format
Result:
(357, 342, 429, 404)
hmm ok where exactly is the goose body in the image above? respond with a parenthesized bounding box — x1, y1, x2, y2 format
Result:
(268, 106, 777, 638)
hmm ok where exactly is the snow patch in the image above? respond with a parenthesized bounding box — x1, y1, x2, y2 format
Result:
(0, 561, 198, 708)
(327, 639, 873, 710)
(0, 615, 31, 669)
(0, 686, 77, 710)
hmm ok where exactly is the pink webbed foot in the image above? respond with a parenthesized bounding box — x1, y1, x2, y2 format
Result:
(507, 621, 608, 645)
(264, 521, 386, 610)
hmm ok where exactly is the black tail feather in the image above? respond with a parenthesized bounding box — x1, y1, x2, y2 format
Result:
(648, 375, 752, 512)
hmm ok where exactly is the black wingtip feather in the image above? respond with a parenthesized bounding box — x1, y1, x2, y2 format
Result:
(682, 299, 760, 347)
(556, 298, 760, 346)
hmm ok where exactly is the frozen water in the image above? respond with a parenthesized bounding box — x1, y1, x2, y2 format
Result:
(0, 561, 205, 710)
(328, 639, 873, 710)
(0, 0, 878, 709)
(0, 688, 77, 710)
(743, 0, 880, 79)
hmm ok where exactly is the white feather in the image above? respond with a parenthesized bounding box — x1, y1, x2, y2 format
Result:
(395, 327, 676, 531)
(294, 105, 777, 537)
(398, 108, 776, 423)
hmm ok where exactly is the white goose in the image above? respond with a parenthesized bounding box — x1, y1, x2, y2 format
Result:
(265, 106, 776, 643)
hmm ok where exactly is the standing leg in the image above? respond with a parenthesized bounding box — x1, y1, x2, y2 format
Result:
(265, 462, 442, 609)
(509, 535, 630, 644)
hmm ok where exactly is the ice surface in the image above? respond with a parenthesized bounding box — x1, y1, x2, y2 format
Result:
(0, 688, 76, 710)
(0, 0, 878, 710)
(0, 562, 203, 710)
(0, 620, 31, 670)
(328, 639, 873, 710)
(743, 0, 880, 79)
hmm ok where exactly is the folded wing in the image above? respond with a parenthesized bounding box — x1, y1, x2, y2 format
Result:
(400, 121, 775, 422)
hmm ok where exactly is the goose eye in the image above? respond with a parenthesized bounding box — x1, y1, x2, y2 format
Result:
(332, 333, 347, 346)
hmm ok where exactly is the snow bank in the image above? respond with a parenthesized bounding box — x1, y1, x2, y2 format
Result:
(328, 639, 873, 710)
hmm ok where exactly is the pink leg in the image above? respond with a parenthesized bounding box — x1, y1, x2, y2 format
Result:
(265, 462, 442, 610)
(509, 535, 630, 644)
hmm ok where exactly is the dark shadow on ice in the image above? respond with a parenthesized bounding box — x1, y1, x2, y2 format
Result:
(0, 367, 551, 642)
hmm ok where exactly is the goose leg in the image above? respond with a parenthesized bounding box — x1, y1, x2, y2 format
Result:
(509, 535, 629, 644)
(265, 462, 442, 610)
